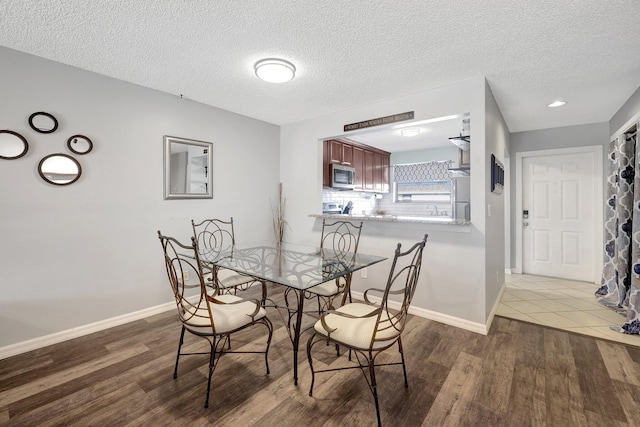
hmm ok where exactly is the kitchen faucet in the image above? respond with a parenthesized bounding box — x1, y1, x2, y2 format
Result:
(426, 203, 439, 216)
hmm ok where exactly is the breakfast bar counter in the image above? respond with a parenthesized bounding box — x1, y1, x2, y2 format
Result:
(309, 213, 471, 227)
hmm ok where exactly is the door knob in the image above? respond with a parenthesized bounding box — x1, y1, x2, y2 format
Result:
(523, 222, 529, 226)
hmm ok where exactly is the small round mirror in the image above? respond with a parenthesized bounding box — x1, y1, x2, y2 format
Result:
(0, 130, 29, 159)
(67, 134, 93, 155)
(38, 153, 82, 186)
(29, 111, 59, 134)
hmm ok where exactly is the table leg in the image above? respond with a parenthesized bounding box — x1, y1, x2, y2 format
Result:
(292, 288, 305, 385)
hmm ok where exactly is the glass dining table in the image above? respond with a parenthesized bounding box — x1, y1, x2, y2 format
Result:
(197, 240, 387, 385)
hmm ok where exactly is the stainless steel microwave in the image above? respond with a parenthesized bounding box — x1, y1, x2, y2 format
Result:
(331, 164, 356, 190)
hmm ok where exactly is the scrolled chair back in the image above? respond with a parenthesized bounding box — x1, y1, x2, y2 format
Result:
(367, 234, 427, 349)
(320, 219, 363, 255)
(157, 231, 216, 328)
(191, 218, 236, 259)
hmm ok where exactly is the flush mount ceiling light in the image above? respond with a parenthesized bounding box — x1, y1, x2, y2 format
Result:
(254, 58, 296, 83)
(547, 100, 567, 108)
(400, 127, 421, 137)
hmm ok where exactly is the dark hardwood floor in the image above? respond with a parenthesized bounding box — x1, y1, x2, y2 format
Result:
(1, 283, 640, 426)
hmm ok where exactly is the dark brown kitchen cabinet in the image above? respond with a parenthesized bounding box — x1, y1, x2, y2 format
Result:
(328, 140, 352, 166)
(352, 146, 364, 190)
(323, 139, 389, 193)
(381, 155, 390, 193)
(373, 152, 390, 192)
(323, 140, 332, 187)
(364, 150, 375, 191)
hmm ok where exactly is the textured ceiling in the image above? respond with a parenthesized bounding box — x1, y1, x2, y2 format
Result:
(1, 1, 639, 133)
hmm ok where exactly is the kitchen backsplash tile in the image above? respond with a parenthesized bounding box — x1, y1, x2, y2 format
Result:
(322, 190, 376, 215)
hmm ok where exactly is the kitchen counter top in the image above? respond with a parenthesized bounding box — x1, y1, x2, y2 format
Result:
(309, 213, 471, 226)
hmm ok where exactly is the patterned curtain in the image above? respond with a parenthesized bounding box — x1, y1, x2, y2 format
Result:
(596, 128, 640, 334)
(393, 161, 453, 183)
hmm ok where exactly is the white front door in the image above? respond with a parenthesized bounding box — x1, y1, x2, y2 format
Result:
(522, 151, 595, 281)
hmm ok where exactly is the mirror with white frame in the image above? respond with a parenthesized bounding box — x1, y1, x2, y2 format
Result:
(164, 135, 213, 199)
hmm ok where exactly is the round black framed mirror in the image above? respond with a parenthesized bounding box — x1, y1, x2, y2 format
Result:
(38, 153, 82, 186)
(0, 130, 29, 160)
(67, 134, 93, 155)
(29, 111, 59, 134)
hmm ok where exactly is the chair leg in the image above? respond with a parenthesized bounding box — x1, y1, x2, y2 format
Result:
(260, 280, 267, 307)
(307, 333, 317, 396)
(263, 317, 273, 375)
(398, 337, 408, 387)
(368, 353, 382, 427)
(173, 325, 186, 379)
(204, 338, 217, 408)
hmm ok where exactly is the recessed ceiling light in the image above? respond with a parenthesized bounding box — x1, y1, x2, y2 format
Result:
(400, 128, 421, 137)
(547, 100, 567, 108)
(254, 58, 296, 83)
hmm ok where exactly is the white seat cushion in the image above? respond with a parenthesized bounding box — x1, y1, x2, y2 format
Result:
(307, 279, 342, 297)
(217, 269, 256, 289)
(182, 294, 266, 335)
(313, 302, 400, 350)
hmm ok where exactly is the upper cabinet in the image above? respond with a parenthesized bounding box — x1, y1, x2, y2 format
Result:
(323, 139, 390, 192)
(328, 139, 353, 166)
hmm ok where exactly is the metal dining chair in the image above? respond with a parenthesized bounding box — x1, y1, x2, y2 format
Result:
(285, 219, 363, 317)
(192, 217, 267, 304)
(158, 231, 273, 408)
(306, 234, 428, 427)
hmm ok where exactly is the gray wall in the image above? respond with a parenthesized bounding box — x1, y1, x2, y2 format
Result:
(484, 81, 509, 316)
(507, 122, 609, 268)
(0, 48, 280, 347)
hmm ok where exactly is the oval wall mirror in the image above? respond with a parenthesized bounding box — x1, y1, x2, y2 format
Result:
(38, 153, 82, 186)
(29, 111, 59, 134)
(67, 134, 93, 154)
(0, 130, 29, 160)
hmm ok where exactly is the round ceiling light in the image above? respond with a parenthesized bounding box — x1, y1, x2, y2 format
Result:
(254, 58, 296, 83)
(400, 127, 421, 137)
(547, 100, 567, 108)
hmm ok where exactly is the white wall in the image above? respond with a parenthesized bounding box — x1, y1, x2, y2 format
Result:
(0, 48, 280, 347)
(280, 77, 497, 330)
(391, 145, 460, 165)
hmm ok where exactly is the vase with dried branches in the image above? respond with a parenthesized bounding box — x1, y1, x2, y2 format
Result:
(272, 182, 287, 243)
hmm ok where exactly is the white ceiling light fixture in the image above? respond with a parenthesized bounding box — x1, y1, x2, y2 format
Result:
(254, 58, 296, 83)
(547, 100, 567, 108)
(400, 127, 421, 137)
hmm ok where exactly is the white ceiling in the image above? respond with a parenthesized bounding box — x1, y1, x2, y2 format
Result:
(1, 1, 639, 136)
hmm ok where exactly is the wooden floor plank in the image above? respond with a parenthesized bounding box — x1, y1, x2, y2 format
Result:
(421, 352, 483, 426)
(473, 329, 516, 416)
(569, 333, 629, 423)
(596, 340, 640, 386)
(544, 329, 591, 426)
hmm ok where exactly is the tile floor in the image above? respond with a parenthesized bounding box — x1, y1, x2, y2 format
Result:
(497, 273, 640, 347)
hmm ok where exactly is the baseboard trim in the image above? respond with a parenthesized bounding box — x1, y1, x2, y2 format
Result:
(485, 282, 506, 334)
(351, 291, 490, 335)
(0, 302, 175, 360)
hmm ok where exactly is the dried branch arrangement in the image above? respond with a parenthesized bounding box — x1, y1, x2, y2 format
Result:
(272, 182, 287, 243)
